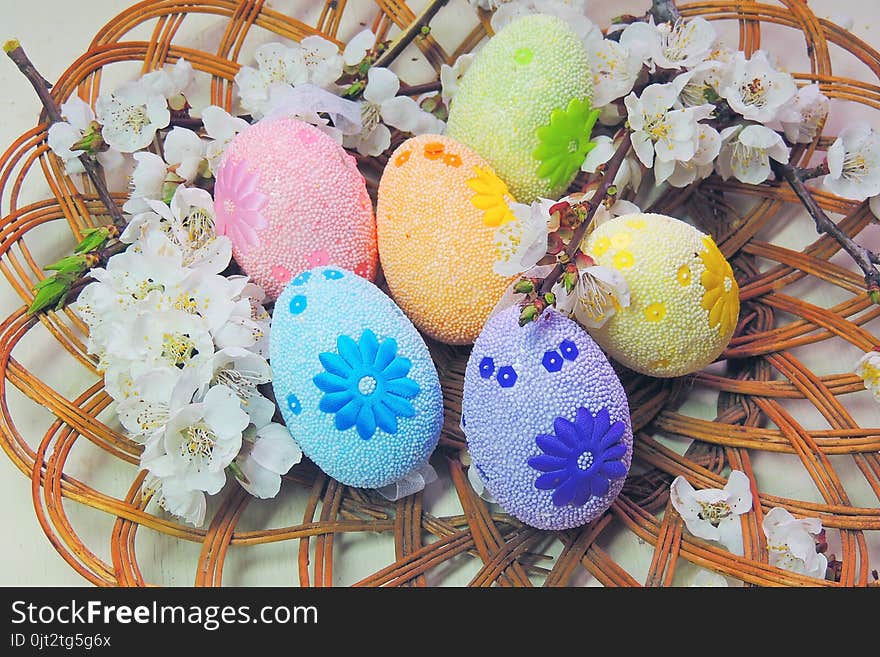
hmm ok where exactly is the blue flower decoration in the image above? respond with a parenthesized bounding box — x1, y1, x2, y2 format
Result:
(528, 407, 627, 507)
(290, 295, 307, 315)
(542, 350, 563, 372)
(287, 393, 302, 416)
(323, 269, 344, 280)
(292, 272, 311, 286)
(497, 365, 517, 388)
(559, 339, 578, 361)
(479, 357, 495, 379)
(313, 329, 420, 440)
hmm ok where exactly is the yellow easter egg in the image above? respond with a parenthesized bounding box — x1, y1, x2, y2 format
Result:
(585, 213, 739, 377)
(377, 135, 515, 345)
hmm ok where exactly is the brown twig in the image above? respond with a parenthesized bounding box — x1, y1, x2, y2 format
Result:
(796, 161, 830, 181)
(650, 0, 681, 23)
(372, 0, 450, 70)
(772, 160, 880, 298)
(537, 132, 632, 296)
(4, 40, 127, 232)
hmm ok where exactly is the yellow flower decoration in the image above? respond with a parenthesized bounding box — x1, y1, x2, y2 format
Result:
(699, 236, 739, 336)
(468, 166, 516, 227)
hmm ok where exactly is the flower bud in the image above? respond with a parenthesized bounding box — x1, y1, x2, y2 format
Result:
(514, 279, 535, 294)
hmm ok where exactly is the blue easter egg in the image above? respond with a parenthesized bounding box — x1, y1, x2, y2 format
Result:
(462, 306, 633, 530)
(270, 267, 444, 488)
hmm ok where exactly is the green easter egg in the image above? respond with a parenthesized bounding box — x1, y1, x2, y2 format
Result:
(446, 14, 594, 203)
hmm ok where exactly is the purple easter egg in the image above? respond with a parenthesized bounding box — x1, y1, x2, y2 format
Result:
(462, 306, 633, 530)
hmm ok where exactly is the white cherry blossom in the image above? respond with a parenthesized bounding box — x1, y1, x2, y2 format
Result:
(763, 507, 828, 579)
(656, 123, 722, 188)
(343, 29, 376, 67)
(139, 58, 194, 102)
(440, 53, 475, 106)
(717, 123, 789, 185)
(670, 470, 753, 554)
(720, 51, 797, 124)
(587, 38, 643, 108)
(47, 96, 122, 174)
(343, 67, 444, 156)
(491, 0, 599, 47)
(234, 42, 308, 118)
(824, 123, 880, 201)
(144, 473, 206, 527)
(96, 81, 170, 153)
(141, 384, 249, 496)
(582, 136, 644, 193)
(553, 261, 630, 329)
(233, 415, 302, 499)
(619, 18, 716, 70)
(201, 105, 249, 175)
(855, 348, 880, 401)
(624, 82, 714, 169)
(778, 84, 829, 144)
(299, 35, 344, 89)
(493, 199, 551, 276)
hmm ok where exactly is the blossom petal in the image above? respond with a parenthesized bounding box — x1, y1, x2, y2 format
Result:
(363, 67, 399, 105)
(381, 394, 416, 418)
(600, 443, 627, 462)
(318, 390, 353, 413)
(318, 351, 351, 378)
(337, 334, 363, 368)
(553, 416, 581, 449)
(599, 461, 627, 480)
(552, 477, 580, 506)
(384, 377, 420, 398)
(334, 398, 361, 431)
(358, 329, 379, 365)
(381, 355, 412, 380)
(374, 403, 399, 434)
(590, 476, 610, 497)
(535, 471, 567, 491)
(528, 455, 569, 472)
(535, 433, 570, 457)
(355, 403, 377, 439)
(374, 336, 398, 370)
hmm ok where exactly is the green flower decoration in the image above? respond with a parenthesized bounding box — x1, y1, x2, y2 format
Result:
(533, 98, 601, 191)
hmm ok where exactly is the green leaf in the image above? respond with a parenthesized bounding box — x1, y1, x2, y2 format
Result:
(28, 276, 70, 315)
(74, 226, 111, 253)
(44, 254, 88, 275)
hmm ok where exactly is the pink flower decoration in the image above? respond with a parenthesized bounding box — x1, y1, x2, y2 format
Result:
(306, 248, 330, 268)
(271, 264, 292, 282)
(214, 158, 268, 252)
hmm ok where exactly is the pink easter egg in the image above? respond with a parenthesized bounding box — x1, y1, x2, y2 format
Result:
(214, 117, 377, 299)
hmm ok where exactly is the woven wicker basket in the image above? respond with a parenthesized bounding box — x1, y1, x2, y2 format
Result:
(2, 0, 879, 587)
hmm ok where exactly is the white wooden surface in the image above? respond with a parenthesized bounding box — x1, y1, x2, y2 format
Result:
(1, 0, 878, 586)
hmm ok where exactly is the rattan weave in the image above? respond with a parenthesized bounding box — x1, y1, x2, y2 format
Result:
(1, 0, 879, 587)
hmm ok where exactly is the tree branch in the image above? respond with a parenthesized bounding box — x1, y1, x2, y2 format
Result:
(538, 132, 632, 296)
(649, 0, 681, 23)
(4, 40, 127, 232)
(772, 160, 880, 298)
(372, 0, 450, 70)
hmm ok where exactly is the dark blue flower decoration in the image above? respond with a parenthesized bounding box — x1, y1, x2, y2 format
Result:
(559, 339, 578, 361)
(479, 357, 495, 379)
(289, 295, 307, 315)
(313, 329, 420, 440)
(497, 365, 517, 388)
(542, 350, 563, 372)
(528, 407, 627, 507)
